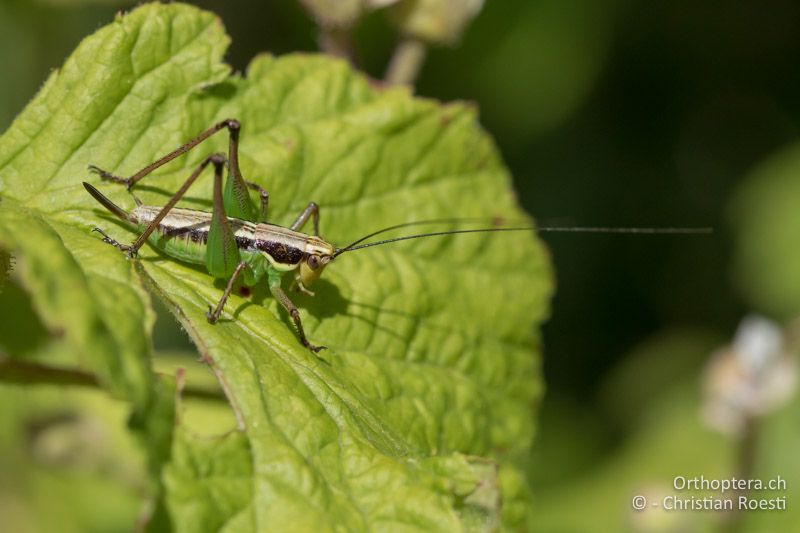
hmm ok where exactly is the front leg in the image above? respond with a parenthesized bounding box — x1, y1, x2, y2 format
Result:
(268, 268, 325, 353)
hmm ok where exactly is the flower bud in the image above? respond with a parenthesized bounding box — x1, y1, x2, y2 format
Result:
(390, 0, 485, 45)
(299, 0, 366, 29)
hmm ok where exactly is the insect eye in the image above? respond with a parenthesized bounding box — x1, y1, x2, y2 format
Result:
(307, 255, 320, 270)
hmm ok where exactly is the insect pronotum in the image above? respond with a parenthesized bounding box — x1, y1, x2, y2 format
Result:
(84, 119, 711, 352)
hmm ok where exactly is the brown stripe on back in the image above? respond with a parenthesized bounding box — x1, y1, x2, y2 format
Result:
(255, 239, 305, 265)
(162, 224, 211, 245)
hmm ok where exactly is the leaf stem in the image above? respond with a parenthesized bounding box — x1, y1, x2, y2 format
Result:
(385, 37, 427, 86)
(0, 356, 224, 401)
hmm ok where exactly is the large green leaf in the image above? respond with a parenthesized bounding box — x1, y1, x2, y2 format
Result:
(0, 379, 147, 532)
(0, 3, 552, 530)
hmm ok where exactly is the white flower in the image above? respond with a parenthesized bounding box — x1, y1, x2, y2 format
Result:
(701, 315, 797, 436)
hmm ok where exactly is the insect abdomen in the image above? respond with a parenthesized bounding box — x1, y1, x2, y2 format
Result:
(132, 206, 255, 265)
(130, 206, 313, 272)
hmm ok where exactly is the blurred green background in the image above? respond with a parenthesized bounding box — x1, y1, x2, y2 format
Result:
(1, 0, 799, 531)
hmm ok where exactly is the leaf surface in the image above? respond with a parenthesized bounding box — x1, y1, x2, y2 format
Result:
(0, 4, 552, 530)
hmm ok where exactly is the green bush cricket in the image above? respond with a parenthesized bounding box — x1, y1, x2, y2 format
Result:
(84, 119, 711, 352)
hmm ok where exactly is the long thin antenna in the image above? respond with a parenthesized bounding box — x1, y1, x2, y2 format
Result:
(334, 217, 502, 256)
(333, 225, 712, 256)
(537, 226, 713, 234)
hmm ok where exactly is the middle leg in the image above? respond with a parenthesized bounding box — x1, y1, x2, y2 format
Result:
(206, 261, 251, 324)
(290, 202, 320, 236)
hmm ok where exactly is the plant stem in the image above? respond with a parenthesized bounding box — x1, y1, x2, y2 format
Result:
(0, 356, 224, 401)
(320, 26, 357, 65)
(728, 415, 759, 531)
(385, 37, 427, 86)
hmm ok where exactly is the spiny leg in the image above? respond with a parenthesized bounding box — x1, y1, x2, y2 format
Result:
(246, 181, 269, 222)
(206, 261, 250, 324)
(218, 120, 264, 221)
(88, 119, 243, 190)
(103, 154, 226, 257)
(91, 118, 268, 225)
(271, 285, 326, 353)
(290, 202, 320, 235)
(206, 151, 243, 279)
(127, 188, 143, 207)
(92, 228, 129, 251)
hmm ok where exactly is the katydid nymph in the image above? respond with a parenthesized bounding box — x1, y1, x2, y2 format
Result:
(83, 119, 711, 352)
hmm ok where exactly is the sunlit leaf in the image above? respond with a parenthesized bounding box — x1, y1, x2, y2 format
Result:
(0, 4, 551, 529)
